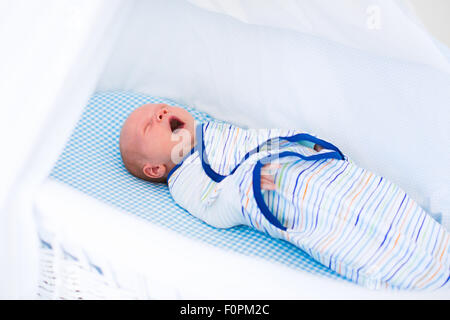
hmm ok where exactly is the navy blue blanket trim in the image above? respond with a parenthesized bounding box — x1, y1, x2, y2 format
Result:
(281, 133, 345, 160)
(252, 150, 344, 231)
(169, 123, 347, 207)
(199, 124, 345, 183)
(198, 123, 229, 183)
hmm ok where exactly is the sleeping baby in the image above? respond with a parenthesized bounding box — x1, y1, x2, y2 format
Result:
(119, 102, 449, 290)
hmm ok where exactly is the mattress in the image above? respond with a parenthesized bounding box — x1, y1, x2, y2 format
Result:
(48, 91, 349, 284)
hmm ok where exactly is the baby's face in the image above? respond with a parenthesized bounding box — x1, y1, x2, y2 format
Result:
(120, 103, 195, 179)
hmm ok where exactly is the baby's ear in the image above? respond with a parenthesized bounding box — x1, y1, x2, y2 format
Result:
(142, 163, 166, 179)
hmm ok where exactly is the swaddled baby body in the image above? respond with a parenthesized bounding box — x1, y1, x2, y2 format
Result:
(119, 103, 449, 290)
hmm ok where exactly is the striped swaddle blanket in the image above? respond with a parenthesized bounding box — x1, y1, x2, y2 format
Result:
(168, 121, 450, 290)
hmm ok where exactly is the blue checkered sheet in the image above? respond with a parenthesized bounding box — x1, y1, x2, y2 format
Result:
(49, 91, 349, 283)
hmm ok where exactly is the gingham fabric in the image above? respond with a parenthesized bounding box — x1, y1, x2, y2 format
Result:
(49, 91, 349, 283)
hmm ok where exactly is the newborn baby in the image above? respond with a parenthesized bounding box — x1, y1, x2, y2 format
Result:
(120, 103, 450, 290)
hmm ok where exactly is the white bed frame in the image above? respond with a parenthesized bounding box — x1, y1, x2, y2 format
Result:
(33, 179, 448, 299)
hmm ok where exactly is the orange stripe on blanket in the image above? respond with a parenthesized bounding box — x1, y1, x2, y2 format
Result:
(343, 172, 373, 221)
(299, 160, 333, 230)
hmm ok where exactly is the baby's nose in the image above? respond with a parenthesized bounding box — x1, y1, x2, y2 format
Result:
(155, 107, 169, 122)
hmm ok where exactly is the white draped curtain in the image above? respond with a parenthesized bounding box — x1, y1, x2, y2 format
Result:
(0, 0, 132, 298)
(187, 0, 450, 73)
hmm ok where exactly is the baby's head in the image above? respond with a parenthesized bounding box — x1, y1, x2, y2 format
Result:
(119, 103, 195, 183)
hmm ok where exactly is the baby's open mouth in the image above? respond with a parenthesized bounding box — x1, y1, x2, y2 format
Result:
(169, 116, 185, 132)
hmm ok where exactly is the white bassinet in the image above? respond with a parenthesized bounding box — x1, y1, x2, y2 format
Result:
(1, 0, 449, 299)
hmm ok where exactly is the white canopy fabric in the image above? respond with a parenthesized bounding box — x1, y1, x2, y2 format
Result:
(187, 0, 450, 74)
(0, 0, 131, 298)
(0, 0, 449, 298)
